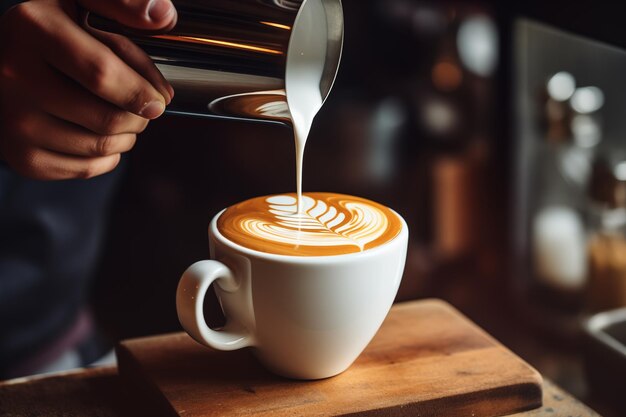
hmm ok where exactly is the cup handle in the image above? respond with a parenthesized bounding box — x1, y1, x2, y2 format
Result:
(176, 261, 253, 351)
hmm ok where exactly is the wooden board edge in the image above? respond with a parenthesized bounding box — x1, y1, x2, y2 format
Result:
(120, 332, 186, 348)
(339, 382, 543, 417)
(116, 343, 180, 417)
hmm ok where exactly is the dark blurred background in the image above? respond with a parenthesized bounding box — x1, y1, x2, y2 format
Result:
(91, 1, 626, 415)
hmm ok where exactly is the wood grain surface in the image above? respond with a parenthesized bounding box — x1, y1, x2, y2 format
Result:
(116, 299, 544, 417)
(0, 370, 600, 417)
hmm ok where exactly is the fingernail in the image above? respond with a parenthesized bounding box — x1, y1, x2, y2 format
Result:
(148, 0, 175, 23)
(139, 100, 165, 119)
(167, 84, 175, 101)
(162, 89, 172, 105)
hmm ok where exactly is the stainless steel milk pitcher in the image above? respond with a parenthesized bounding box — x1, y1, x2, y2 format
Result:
(87, 0, 344, 126)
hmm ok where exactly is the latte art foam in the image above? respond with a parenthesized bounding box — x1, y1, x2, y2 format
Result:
(217, 193, 402, 256)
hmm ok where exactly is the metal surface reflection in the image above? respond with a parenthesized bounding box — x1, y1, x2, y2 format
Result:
(152, 34, 285, 55)
(88, 0, 344, 125)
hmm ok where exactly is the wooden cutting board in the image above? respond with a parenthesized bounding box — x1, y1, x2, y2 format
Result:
(117, 299, 542, 417)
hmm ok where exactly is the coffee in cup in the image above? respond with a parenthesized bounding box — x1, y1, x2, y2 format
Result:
(217, 192, 403, 256)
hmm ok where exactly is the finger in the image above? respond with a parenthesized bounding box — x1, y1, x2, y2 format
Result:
(2, 140, 122, 181)
(77, 0, 177, 31)
(38, 11, 167, 119)
(22, 111, 137, 158)
(0, 101, 129, 179)
(87, 28, 174, 103)
(19, 63, 149, 135)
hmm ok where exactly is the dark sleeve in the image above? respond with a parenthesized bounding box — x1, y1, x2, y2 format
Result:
(1, 0, 22, 15)
(0, 163, 126, 377)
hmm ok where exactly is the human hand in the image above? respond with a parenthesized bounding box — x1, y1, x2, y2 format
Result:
(0, 0, 177, 180)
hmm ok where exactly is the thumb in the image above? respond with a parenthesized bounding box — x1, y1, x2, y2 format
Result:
(77, 0, 177, 31)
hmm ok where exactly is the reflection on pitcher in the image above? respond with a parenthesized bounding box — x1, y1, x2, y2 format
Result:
(87, 0, 344, 124)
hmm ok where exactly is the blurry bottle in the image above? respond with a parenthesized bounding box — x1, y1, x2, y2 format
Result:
(530, 168, 587, 312)
(586, 156, 626, 312)
(531, 144, 587, 298)
(424, 10, 497, 266)
(529, 74, 593, 310)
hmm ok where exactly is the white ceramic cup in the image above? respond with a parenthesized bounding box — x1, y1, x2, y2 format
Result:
(176, 208, 408, 380)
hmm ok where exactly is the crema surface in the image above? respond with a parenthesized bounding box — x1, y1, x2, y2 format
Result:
(217, 193, 402, 256)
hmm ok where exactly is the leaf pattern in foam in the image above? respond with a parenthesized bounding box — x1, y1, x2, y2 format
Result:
(240, 195, 389, 250)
